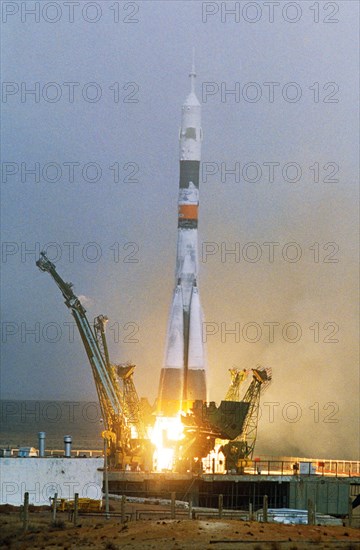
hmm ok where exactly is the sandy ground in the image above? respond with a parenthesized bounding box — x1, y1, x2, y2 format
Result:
(0, 503, 359, 550)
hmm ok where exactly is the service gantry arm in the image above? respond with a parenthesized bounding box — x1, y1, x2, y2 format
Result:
(222, 366, 272, 466)
(239, 367, 272, 458)
(117, 363, 146, 440)
(36, 252, 129, 463)
(225, 367, 249, 401)
(93, 316, 146, 440)
(93, 315, 111, 370)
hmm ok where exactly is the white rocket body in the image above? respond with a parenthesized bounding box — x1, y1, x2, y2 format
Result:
(158, 63, 207, 415)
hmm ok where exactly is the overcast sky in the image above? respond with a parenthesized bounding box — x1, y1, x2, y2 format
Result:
(1, 0, 359, 459)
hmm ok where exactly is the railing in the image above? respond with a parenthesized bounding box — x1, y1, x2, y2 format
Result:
(1, 448, 103, 458)
(205, 459, 360, 477)
(46, 449, 104, 458)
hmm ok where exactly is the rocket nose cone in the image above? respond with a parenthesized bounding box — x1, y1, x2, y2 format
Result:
(183, 92, 201, 107)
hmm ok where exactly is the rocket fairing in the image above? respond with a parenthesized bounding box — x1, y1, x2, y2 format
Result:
(158, 60, 207, 416)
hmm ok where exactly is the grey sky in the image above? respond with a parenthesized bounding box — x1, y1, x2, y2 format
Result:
(1, 1, 359, 459)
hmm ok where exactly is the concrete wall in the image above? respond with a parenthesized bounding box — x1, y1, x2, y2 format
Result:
(289, 477, 352, 515)
(0, 457, 103, 506)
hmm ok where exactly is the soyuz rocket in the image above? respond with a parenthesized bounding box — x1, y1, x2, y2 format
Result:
(157, 59, 207, 415)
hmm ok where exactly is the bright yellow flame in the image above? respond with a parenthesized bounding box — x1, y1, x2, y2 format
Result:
(202, 441, 226, 474)
(150, 415, 184, 472)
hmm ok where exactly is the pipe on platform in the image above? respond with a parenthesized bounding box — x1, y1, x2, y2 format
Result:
(64, 435, 72, 458)
(38, 431, 46, 458)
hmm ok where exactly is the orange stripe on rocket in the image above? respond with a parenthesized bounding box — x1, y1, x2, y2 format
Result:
(178, 204, 198, 221)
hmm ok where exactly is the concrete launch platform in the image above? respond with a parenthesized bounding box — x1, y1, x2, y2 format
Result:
(108, 470, 360, 516)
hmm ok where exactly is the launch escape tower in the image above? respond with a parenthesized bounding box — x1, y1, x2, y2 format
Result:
(157, 57, 207, 416)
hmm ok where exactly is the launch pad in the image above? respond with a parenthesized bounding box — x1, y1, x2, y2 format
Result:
(34, 61, 358, 503)
(36, 61, 273, 475)
(107, 468, 360, 517)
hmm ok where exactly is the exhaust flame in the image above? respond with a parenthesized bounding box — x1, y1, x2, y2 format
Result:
(150, 414, 184, 472)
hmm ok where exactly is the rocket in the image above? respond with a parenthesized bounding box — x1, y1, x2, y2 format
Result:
(157, 58, 207, 415)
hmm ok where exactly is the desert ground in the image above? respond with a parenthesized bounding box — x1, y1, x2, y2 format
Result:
(1, 502, 359, 550)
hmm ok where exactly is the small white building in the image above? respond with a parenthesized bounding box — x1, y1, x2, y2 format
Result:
(0, 457, 103, 506)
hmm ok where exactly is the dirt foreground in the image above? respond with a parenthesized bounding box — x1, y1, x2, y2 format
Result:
(1, 505, 359, 550)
